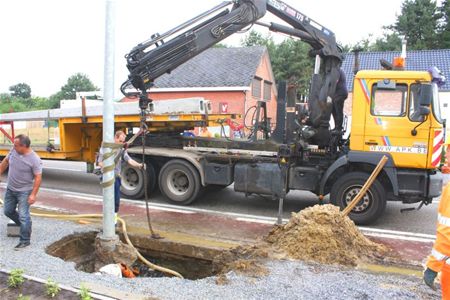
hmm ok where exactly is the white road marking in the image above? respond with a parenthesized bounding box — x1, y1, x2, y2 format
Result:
(236, 217, 288, 225)
(363, 232, 434, 243)
(358, 227, 436, 239)
(63, 194, 99, 201)
(61, 193, 193, 214)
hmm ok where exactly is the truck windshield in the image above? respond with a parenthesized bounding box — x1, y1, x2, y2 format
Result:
(432, 83, 443, 123)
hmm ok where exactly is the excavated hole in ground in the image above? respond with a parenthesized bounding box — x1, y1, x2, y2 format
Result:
(45, 231, 219, 280)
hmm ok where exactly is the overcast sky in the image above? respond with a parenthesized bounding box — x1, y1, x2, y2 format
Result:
(0, 0, 405, 98)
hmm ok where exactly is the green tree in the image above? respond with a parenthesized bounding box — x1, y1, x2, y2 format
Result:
(372, 32, 402, 51)
(438, 0, 450, 48)
(241, 30, 271, 47)
(9, 83, 31, 98)
(271, 39, 313, 96)
(49, 73, 98, 108)
(391, 0, 441, 50)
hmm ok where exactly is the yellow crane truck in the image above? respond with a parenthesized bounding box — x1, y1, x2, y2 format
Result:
(0, 0, 445, 225)
(117, 0, 445, 224)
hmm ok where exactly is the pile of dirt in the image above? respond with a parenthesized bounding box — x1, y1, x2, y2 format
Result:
(265, 204, 386, 266)
(211, 204, 387, 283)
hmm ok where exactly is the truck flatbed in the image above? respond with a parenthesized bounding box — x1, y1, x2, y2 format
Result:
(0, 99, 236, 164)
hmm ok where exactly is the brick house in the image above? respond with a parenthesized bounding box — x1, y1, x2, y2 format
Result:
(341, 49, 450, 121)
(121, 46, 277, 134)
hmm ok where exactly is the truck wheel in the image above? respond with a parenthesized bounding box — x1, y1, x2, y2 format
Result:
(159, 159, 201, 205)
(120, 159, 156, 199)
(330, 172, 386, 225)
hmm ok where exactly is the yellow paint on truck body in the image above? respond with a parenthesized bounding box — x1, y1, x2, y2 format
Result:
(350, 70, 444, 169)
(0, 113, 235, 163)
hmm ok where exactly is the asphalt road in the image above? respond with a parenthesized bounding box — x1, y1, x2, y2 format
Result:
(2, 165, 444, 236)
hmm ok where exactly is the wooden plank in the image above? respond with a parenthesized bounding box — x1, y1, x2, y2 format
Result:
(342, 155, 388, 216)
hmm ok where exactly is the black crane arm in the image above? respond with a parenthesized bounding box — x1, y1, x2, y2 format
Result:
(121, 0, 344, 121)
(121, 0, 267, 95)
(265, 0, 342, 59)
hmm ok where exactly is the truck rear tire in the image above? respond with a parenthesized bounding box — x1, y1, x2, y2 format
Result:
(159, 159, 201, 205)
(330, 171, 386, 225)
(120, 159, 156, 199)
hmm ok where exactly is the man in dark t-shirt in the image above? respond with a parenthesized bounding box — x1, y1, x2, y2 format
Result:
(332, 69, 349, 131)
(1, 134, 42, 249)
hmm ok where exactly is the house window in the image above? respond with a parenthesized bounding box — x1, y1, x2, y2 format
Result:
(252, 77, 262, 99)
(263, 80, 272, 101)
(371, 84, 407, 117)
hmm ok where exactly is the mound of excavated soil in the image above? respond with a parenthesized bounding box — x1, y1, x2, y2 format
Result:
(212, 205, 387, 283)
(265, 204, 386, 266)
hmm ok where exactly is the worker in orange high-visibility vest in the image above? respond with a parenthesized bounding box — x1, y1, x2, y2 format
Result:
(424, 139, 450, 298)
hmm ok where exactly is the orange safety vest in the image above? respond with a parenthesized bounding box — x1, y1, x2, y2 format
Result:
(427, 182, 450, 272)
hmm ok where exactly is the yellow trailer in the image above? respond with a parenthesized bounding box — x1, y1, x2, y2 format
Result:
(0, 98, 235, 168)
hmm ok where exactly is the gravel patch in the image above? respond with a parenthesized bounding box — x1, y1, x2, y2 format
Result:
(0, 215, 441, 300)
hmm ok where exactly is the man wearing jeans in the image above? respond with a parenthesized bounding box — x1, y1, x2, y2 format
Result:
(1, 134, 42, 249)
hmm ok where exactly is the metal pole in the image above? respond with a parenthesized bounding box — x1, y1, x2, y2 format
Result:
(102, 0, 116, 240)
(277, 197, 284, 225)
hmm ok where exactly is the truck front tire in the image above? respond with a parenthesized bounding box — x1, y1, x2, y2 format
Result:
(159, 159, 202, 205)
(330, 171, 386, 225)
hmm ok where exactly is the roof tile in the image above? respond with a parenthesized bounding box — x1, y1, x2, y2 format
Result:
(154, 46, 267, 88)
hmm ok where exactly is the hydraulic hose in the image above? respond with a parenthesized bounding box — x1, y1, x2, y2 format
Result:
(0, 198, 183, 279)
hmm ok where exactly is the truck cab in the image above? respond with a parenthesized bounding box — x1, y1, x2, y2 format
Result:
(331, 69, 445, 210)
(351, 70, 444, 170)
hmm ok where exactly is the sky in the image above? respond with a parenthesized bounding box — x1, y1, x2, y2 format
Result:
(0, 0, 405, 98)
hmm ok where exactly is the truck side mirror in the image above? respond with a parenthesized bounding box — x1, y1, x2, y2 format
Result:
(419, 106, 430, 116)
(411, 106, 430, 136)
(418, 83, 433, 106)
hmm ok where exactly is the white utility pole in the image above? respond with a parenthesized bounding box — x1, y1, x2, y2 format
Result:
(101, 0, 116, 240)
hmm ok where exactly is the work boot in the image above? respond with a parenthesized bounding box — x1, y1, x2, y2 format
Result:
(14, 242, 30, 250)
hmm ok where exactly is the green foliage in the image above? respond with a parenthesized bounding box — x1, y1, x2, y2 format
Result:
(48, 73, 98, 109)
(241, 30, 313, 96)
(17, 294, 30, 300)
(9, 83, 31, 99)
(0, 101, 27, 114)
(241, 31, 272, 47)
(7, 269, 25, 288)
(1, 73, 98, 112)
(0, 93, 51, 113)
(45, 278, 61, 298)
(271, 39, 313, 96)
(438, 0, 450, 48)
(30, 97, 52, 110)
(78, 285, 92, 300)
(392, 0, 441, 50)
(348, 0, 448, 52)
(372, 32, 403, 51)
(352, 37, 372, 52)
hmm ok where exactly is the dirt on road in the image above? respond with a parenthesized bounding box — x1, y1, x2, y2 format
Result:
(215, 204, 388, 280)
(266, 204, 387, 266)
